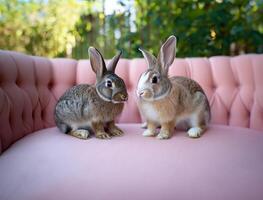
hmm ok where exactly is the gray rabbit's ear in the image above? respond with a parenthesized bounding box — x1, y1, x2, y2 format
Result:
(158, 35, 177, 75)
(139, 48, 159, 70)
(88, 47, 107, 79)
(107, 50, 122, 73)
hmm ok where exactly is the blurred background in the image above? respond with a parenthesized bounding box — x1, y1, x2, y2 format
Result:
(0, 0, 262, 59)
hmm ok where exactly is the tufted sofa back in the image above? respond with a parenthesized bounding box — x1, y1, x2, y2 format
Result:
(0, 50, 263, 152)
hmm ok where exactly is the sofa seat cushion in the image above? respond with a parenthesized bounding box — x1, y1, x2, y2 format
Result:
(0, 124, 263, 200)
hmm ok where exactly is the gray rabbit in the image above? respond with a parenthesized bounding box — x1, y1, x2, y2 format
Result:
(54, 47, 128, 139)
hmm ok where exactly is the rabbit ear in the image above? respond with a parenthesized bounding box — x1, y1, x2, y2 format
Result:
(107, 50, 122, 73)
(88, 47, 107, 79)
(158, 35, 177, 75)
(139, 48, 159, 70)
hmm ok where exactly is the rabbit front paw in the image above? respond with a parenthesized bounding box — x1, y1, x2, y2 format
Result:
(108, 126, 124, 137)
(96, 132, 112, 139)
(156, 130, 171, 140)
(187, 127, 203, 138)
(70, 129, 90, 139)
(142, 129, 156, 137)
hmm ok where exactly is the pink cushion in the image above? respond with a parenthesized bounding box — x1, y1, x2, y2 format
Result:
(0, 124, 263, 200)
(0, 50, 263, 153)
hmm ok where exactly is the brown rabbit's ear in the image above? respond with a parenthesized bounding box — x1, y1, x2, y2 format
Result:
(139, 48, 159, 70)
(88, 47, 107, 79)
(107, 50, 122, 73)
(158, 35, 177, 75)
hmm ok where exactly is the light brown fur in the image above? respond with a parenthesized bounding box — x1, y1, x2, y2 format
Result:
(138, 77, 210, 139)
(137, 35, 211, 139)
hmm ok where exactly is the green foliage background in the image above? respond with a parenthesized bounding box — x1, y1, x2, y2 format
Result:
(0, 0, 262, 58)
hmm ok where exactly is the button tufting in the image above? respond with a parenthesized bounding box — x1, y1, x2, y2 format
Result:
(227, 111, 230, 119)
(41, 110, 44, 119)
(48, 81, 53, 90)
(15, 79, 20, 86)
(0, 51, 262, 154)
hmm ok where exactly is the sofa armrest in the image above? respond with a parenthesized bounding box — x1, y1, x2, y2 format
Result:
(0, 50, 77, 153)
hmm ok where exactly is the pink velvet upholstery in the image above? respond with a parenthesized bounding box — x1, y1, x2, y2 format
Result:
(0, 50, 262, 153)
(0, 50, 263, 200)
(0, 124, 263, 200)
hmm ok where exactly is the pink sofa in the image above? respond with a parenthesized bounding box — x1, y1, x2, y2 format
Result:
(0, 50, 263, 200)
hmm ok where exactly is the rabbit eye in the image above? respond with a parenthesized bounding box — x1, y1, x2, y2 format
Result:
(106, 80, 112, 88)
(152, 76, 158, 84)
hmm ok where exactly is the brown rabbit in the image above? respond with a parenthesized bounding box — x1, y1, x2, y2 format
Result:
(137, 35, 211, 139)
(54, 47, 128, 139)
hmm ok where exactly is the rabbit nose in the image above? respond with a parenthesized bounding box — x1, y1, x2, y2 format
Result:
(138, 89, 152, 99)
(120, 93, 128, 101)
(114, 92, 128, 102)
(139, 91, 145, 96)
(138, 90, 147, 98)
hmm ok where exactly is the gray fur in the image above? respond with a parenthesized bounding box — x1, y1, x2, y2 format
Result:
(54, 47, 128, 137)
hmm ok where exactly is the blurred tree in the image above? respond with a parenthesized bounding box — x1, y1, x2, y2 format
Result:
(0, 0, 262, 58)
(0, 0, 86, 57)
(127, 0, 263, 57)
(72, 0, 131, 59)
